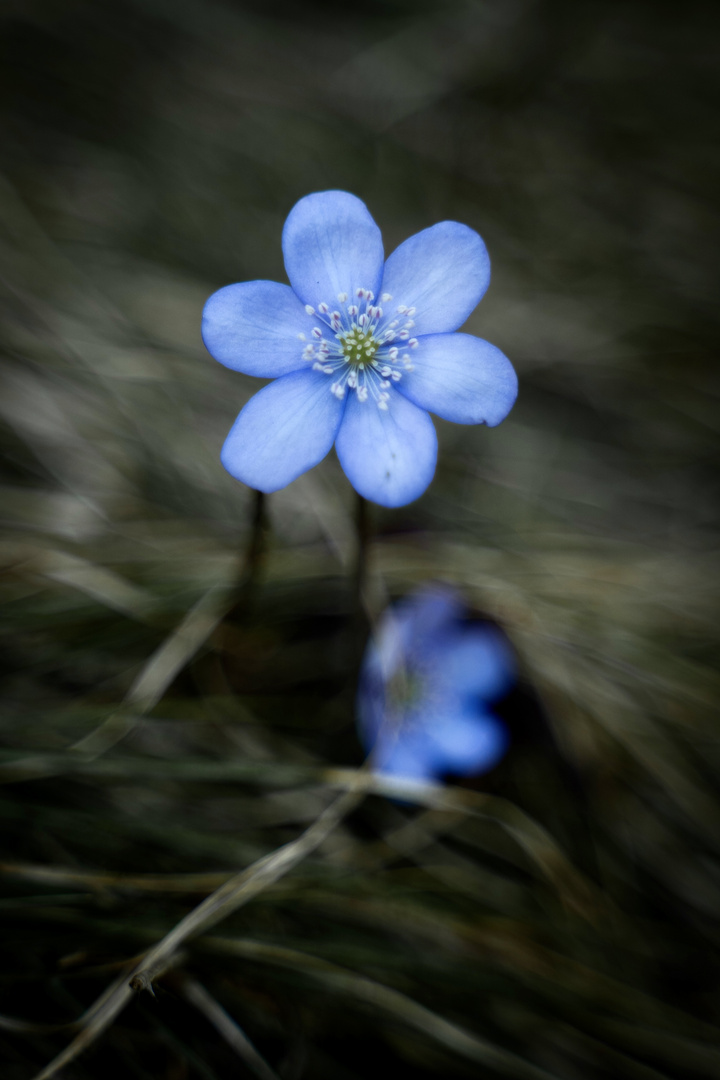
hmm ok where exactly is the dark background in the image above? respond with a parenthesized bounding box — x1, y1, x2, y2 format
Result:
(1, 1, 719, 1078)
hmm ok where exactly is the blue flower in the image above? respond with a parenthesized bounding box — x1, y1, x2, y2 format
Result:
(356, 586, 515, 782)
(202, 191, 518, 508)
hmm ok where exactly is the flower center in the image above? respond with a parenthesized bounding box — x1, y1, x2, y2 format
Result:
(386, 668, 424, 713)
(299, 287, 418, 410)
(339, 327, 378, 366)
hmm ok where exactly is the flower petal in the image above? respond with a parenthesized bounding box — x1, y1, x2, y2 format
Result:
(202, 281, 312, 378)
(433, 626, 516, 701)
(380, 222, 491, 335)
(368, 586, 465, 683)
(335, 390, 437, 507)
(221, 369, 345, 493)
(372, 728, 437, 782)
(396, 333, 517, 427)
(282, 191, 384, 310)
(428, 707, 509, 775)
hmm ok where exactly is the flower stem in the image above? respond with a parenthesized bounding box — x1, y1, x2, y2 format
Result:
(245, 488, 268, 582)
(227, 489, 268, 619)
(354, 493, 371, 611)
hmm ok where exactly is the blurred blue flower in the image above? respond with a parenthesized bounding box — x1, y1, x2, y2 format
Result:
(357, 587, 515, 781)
(203, 191, 517, 508)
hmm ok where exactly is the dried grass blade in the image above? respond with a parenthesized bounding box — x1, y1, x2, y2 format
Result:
(181, 977, 281, 1080)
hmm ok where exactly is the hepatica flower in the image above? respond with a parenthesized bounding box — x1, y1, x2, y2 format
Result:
(202, 191, 517, 507)
(357, 587, 515, 782)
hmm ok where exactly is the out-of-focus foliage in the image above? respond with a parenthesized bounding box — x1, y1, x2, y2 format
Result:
(1, 1, 719, 1078)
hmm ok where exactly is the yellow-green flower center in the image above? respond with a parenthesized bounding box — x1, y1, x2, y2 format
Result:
(386, 668, 425, 713)
(339, 327, 378, 366)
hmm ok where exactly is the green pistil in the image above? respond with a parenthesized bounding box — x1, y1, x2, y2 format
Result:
(340, 328, 378, 366)
(386, 669, 424, 713)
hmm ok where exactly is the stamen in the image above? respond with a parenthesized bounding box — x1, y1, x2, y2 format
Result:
(312, 328, 323, 339)
(381, 292, 392, 302)
(337, 292, 348, 303)
(318, 302, 330, 314)
(305, 305, 315, 315)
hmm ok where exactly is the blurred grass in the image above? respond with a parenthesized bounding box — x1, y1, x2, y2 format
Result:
(1, 0, 719, 1077)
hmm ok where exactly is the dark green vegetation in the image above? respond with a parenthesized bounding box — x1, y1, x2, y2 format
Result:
(1, 1, 719, 1077)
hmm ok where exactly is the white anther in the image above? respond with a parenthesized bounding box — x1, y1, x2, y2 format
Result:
(378, 391, 390, 401)
(323, 365, 334, 374)
(305, 305, 315, 315)
(298, 333, 306, 340)
(404, 320, 414, 328)
(378, 399, 388, 410)
(380, 366, 392, 377)
(388, 347, 399, 360)
(312, 327, 323, 339)
(381, 292, 392, 302)
(384, 331, 395, 342)
(357, 385, 368, 402)
(318, 302, 330, 314)
(348, 304, 358, 316)
(312, 362, 324, 371)
(303, 346, 315, 360)
(331, 382, 345, 399)
(397, 305, 407, 314)
(337, 292, 348, 303)
(366, 291, 374, 301)
(398, 330, 409, 340)
(389, 320, 399, 328)
(375, 306, 383, 319)
(409, 338, 419, 348)
(391, 371, 402, 382)
(379, 380, 391, 390)
(356, 288, 365, 299)
(358, 313, 368, 327)
(347, 372, 357, 388)
(404, 363, 414, 372)
(406, 307, 416, 317)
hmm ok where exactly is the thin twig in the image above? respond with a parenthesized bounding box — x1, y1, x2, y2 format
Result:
(180, 977, 281, 1080)
(30, 774, 367, 1080)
